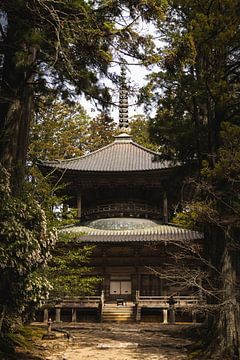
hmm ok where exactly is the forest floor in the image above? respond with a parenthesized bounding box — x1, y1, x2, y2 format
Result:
(10, 323, 206, 360)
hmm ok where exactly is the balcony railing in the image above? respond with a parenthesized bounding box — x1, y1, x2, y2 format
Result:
(53, 295, 102, 308)
(83, 201, 161, 220)
(135, 292, 202, 308)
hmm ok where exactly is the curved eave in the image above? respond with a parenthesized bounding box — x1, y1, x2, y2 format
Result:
(37, 162, 181, 174)
(37, 135, 181, 173)
(62, 225, 204, 243)
(75, 234, 203, 243)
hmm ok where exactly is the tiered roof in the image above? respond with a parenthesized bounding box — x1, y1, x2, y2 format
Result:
(39, 133, 176, 173)
(63, 224, 203, 243)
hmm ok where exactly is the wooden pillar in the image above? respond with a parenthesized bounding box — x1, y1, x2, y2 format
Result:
(169, 306, 175, 323)
(101, 290, 105, 306)
(192, 310, 197, 323)
(131, 274, 137, 297)
(72, 308, 77, 322)
(43, 308, 49, 323)
(55, 308, 61, 322)
(77, 193, 82, 220)
(163, 309, 168, 324)
(137, 272, 141, 295)
(136, 305, 141, 322)
(135, 289, 140, 302)
(163, 191, 168, 224)
(105, 274, 110, 299)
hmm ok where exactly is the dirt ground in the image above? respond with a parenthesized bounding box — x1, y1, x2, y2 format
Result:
(18, 323, 203, 360)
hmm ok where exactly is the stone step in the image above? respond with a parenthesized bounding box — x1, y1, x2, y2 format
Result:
(103, 311, 134, 315)
(103, 308, 134, 312)
(102, 313, 134, 318)
(103, 320, 135, 322)
(102, 305, 135, 322)
(102, 316, 135, 322)
(103, 312, 134, 315)
(103, 306, 134, 310)
(102, 315, 134, 318)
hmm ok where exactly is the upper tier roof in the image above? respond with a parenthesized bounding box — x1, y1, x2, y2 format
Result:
(39, 133, 176, 173)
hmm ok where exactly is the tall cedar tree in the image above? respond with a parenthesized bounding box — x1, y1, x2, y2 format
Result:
(0, 1, 164, 342)
(143, 1, 240, 358)
(0, 0, 164, 179)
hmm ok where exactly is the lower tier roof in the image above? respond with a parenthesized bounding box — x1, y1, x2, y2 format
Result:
(62, 223, 203, 243)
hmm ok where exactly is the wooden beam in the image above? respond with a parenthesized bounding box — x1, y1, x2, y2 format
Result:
(163, 191, 168, 224)
(77, 193, 82, 220)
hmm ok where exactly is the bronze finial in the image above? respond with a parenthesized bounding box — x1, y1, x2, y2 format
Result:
(119, 62, 129, 129)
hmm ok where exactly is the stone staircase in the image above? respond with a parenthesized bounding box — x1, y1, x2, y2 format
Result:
(102, 303, 135, 322)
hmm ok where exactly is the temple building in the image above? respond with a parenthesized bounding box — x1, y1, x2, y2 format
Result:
(38, 65, 204, 323)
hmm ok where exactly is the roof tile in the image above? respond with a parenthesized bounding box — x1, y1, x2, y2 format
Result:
(39, 134, 176, 172)
(63, 224, 203, 243)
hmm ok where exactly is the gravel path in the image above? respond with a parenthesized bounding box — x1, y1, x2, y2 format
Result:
(33, 323, 198, 360)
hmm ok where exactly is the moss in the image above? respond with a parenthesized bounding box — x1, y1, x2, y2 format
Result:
(0, 326, 45, 360)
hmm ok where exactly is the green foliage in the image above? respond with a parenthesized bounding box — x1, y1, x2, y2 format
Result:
(129, 115, 160, 152)
(173, 200, 218, 230)
(200, 122, 240, 223)
(29, 101, 117, 162)
(202, 122, 240, 182)
(142, 0, 240, 164)
(0, 325, 45, 358)
(174, 123, 240, 230)
(29, 103, 161, 168)
(0, 0, 161, 167)
(29, 101, 91, 162)
(85, 112, 117, 153)
(46, 232, 101, 298)
(144, 2, 240, 354)
(26, 166, 65, 228)
(0, 164, 57, 333)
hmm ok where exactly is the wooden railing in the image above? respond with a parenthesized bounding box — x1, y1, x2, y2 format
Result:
(55, 295, 102, 308)
(83, 202, 161, 219)
(47, 293, 202, 309)
(136, 292, 202, 308)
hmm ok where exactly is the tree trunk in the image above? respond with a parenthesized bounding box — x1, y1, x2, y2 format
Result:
(0, 15, 36, 176)
(215, 245, 240, 358)
(0, 306, 6, 334)
(208, 229, 240, 359)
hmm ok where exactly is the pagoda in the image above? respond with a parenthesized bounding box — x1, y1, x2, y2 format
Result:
(38, 65, 204, 323)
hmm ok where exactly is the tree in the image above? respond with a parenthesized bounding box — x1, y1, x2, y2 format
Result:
(0, 165, 56, 335)
(0, 0, 164, 351)
(175, 123, 240, 358)
(29, 101, 118, 162)
(143, 0, 240, 167)
(0, 0, 162, 171)
(46, 233, 100, 299)
(129, 114, 160, 151)
(85, 112, 117, 152)
(142, 1, 240, 358)
(29, 100, 91, 162)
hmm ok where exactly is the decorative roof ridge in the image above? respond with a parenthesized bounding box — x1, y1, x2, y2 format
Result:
(62, 224, 204, 238)
(114, 133, 133, 143)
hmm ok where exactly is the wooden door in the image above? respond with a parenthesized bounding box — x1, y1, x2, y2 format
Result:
(110, 281, 121, 295)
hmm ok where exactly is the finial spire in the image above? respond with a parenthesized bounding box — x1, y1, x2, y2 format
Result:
(119, 62, 129, 129)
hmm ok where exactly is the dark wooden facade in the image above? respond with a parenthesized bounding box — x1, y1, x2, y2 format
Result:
(39, 134, 184, 223)
(39, 134, 204, 323)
